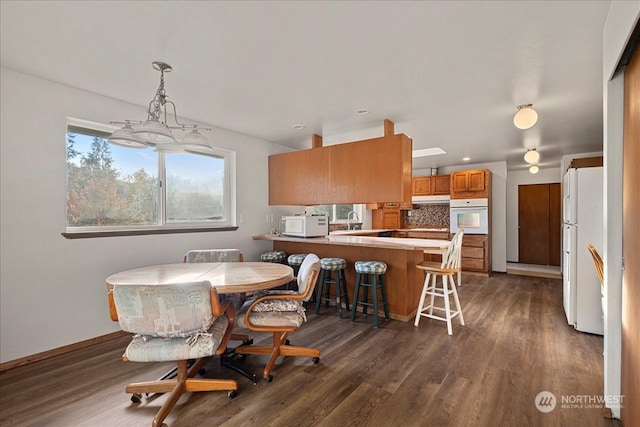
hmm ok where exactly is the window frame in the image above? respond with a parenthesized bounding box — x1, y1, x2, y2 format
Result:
(62, 118, 237, 239)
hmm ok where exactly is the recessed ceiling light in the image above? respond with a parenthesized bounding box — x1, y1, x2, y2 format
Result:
(412, 147, 446, 158)
(356, 109, 369, 115)
(292, 124, 305, 130)
(462, 157, 471, 161)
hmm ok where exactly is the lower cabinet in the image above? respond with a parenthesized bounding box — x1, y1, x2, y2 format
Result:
(461, 234, 490, 274)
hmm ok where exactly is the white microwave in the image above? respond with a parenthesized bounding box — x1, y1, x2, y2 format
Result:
(450, 198, 489, 235)
(281, 215, 329, 237)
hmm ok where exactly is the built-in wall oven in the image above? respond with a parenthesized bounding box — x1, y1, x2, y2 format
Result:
(449, 198, 489, 235)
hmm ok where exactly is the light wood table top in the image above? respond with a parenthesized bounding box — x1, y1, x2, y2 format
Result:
(106, 262, 294, 294)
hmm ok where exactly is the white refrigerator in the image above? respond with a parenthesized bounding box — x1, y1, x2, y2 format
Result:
(562, 166, 604, 335)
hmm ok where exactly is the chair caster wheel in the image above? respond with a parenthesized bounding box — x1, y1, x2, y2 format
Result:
(243, 338, 253, 345)
(313, 357, 320, 364)
(131, 393, 142, 403)
(228, 390, 238, 399)
(265, 375, 273, 382)
(237, 354, 247, 361)
(199, 368, 207, 376)
(285, 339, 290, 345)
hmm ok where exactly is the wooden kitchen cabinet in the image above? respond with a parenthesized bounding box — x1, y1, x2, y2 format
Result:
(460, 234, 491, 275)
(269, 134, 412, 205)
(412, 174, 451, 196)
(450, 169, 491, 199)
(371, 204, 404, 229)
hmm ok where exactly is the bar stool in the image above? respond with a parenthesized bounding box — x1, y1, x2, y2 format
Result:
(287, 253, 307, 291)
(260, 250, 287, 264)
(287, 253, 308, 277)
(315, 257, 350, 318)
(350, 261, 389, 328)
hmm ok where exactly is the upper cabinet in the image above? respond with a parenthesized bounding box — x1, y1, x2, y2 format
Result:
(450, 169, 491, 199)
(412, 174, 450, 196)
(269, 132, 413, 206)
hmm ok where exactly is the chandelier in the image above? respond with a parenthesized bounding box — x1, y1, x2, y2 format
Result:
(109, 62, 211, 151)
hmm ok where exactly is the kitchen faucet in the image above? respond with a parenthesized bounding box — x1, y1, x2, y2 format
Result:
(347, 211, 360, 230)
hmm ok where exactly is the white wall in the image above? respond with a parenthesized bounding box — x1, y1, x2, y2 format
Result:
(602, 1, 640, 418)
(0, 69, 293, 363)
(417, 161, 507, 273)
(505, 167, 561, 263)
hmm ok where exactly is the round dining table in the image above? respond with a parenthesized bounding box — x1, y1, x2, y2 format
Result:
(106, 262, 294, 293)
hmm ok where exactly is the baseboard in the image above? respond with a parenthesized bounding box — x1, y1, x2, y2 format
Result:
(0, 330, 128, 372)
(506, 268, 562, 280)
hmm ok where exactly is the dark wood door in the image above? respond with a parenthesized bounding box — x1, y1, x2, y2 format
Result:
(518, 183, 561, 266)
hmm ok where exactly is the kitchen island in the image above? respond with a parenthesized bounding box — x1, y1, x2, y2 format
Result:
(253, 233, 450, 322)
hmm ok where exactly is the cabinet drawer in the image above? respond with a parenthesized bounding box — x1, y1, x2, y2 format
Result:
(462, 246, 484, 259)
(462, 257, 485, 270)
(462, 236, 487, 248)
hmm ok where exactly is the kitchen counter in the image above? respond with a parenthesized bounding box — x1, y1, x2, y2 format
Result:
(329, 227, 448, 236)
(253, 233, 451, 322)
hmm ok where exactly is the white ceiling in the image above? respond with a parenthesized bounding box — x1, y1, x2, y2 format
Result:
(0, 1, 611, 171)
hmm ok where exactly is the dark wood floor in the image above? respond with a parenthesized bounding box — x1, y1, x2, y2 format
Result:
(0, 273, 621, 427)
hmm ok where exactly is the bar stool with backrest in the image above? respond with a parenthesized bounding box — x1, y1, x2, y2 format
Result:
(350, 261, 389, 328)
(315, 257, 350, 318)
(414, 229, 465, 335)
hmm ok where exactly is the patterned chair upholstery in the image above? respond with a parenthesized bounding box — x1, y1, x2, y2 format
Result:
(108, 282, 237, 427)
(183, 248, 243, 263)
(234, 254, 321, 381)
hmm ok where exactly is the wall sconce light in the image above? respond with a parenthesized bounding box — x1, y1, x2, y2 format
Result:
(529, 164, 539, 174)
(514, 104, 538, 130)
(524, 148, 540, 164)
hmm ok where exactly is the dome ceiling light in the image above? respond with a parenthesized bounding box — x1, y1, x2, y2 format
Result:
(529, 164, 540, 174)
(524, 148, 540, 164)
(514, 104, 538, 130)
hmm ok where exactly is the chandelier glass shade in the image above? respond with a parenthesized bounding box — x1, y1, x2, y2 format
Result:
(513, 104, 538, 130)
(524, 148, 540, 164)
(109, 62, 211, 150)
(529, 164, 539, 174)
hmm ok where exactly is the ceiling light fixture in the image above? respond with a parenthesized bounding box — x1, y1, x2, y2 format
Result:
(462, 157, 471, 161)
(109, 61, 211, 150)
(292, 124, 305, 130)
(356, 108, 370, 115)
(513, 104, 538, 130)
(524, 148, 540, 164)
(529, 164, 539, 174)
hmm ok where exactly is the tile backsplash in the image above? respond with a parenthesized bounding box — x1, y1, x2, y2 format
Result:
(404, 204, 450, 227)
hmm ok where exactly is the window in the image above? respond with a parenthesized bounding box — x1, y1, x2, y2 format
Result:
(65, 119, 235, 236)
(311, 204, 362, 222)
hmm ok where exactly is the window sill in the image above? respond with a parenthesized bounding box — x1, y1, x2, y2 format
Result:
(61, 226, 239, 239)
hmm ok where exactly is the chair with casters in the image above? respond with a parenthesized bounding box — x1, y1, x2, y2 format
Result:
(234, 253, 321, 381)
(183, 248, 256, 383)
(107, 281, 238, 427)
(414, 229, 465, 335)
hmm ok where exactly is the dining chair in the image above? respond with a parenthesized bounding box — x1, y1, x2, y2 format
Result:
(183, 248, 256, 383)
(234, 253, 321, 381)
(107, 281, 238, 427)
(414, 229, 465, 335)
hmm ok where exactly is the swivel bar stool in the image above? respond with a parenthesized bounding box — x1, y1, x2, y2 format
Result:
(350, 261, 389, 328)
(315, 257, 350, 318)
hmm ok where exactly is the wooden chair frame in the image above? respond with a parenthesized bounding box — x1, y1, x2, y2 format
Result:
(108, 287, 237, 427)
(234, 267, 320, 381)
